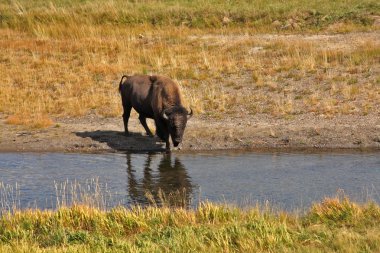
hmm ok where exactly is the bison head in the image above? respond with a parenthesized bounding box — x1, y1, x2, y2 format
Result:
(163, 106, 193, 147)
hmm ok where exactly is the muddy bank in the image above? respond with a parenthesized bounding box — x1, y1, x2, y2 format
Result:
(0, 113, 379, 153)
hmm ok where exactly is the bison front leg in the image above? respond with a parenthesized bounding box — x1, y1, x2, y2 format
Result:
(155, 119, 171, 151)
(165, 139, 170, 151)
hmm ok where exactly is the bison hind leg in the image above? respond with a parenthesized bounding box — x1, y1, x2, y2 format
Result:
(122, 105, 132, 136)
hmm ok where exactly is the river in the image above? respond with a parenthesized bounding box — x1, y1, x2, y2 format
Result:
(0, 151, 379, 211)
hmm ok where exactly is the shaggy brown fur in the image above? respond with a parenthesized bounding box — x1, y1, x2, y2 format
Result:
(119, 74, 192, 150)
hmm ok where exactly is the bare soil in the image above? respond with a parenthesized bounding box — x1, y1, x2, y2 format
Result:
(0, 112, 379, 153)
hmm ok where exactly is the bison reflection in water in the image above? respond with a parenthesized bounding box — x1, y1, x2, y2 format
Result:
(126, 153, 193, 207)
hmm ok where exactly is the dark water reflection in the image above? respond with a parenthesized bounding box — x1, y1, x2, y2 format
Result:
(126, 153, 193, 207)
(0, 151, 379, 211)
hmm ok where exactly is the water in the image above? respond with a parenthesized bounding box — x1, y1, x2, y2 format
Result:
(0, 151, 379, 211)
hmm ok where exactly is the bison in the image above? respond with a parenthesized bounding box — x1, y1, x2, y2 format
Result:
(119, 74, 192, 150)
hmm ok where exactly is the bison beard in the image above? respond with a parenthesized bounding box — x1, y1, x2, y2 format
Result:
(119, 74, 192, 151)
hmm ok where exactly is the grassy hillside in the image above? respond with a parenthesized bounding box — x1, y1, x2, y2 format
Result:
(0, 0, 379, 127)
(0, 196, 379, 252)
(1, 0, 378, 31)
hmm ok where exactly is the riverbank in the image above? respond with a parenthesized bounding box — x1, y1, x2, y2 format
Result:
(0, 196, 379, 252)
(0, 112, 379, 153)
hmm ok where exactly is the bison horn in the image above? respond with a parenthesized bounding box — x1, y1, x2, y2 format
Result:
(162, 109, 170, 120)
(187, 108, 193, 119)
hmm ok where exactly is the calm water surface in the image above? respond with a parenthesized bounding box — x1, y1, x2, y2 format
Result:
(0, 151, 379, 210)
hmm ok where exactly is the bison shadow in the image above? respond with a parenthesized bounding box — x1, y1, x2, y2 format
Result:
(75, 130, 165, 152)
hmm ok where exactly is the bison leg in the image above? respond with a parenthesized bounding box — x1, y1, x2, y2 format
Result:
(155, 119, 170, 151)
(165, 139, 170, 151)
(139, 115, 154, 136)
(122, 105, 132, 136)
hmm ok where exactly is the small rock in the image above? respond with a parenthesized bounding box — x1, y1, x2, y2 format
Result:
(272, 20, 282, 30)
(222, 16, 231, 25)
(373, 137, 380, 143)
(292, 22, 301, 30)
(281, 18, 300, 30)
(281, 23, 292, 30)
(181, 21, 190, 26)
(269, 129, 277, 138)
(248, 46, 264, 54)
(281, 137, 290, 144)
(16, 132, 31, 137)
(308, 128, 320, 137)
(373, 15, 380, 27)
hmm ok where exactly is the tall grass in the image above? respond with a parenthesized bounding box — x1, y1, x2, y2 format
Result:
(0, 179, 112, 215)
(0, 182, 20, 215)
(54, 178, 112, 210)
(0, 193, 379, 252)
(0, 179, 380, 251)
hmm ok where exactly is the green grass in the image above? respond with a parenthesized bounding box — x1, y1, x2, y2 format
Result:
(0, 196, 379, 252)
(1, 0, 379, 33)
(1, 180, 379, 252)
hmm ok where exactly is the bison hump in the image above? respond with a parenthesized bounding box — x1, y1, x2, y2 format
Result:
(150, 75, 157, 83)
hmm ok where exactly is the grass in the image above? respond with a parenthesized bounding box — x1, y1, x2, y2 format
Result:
(0, 0, 379, 127)
(2, 0, 379, 31)
(5, 113, 53, 128)
(1, 180, 380, 252)
(0, 194, 379, 252)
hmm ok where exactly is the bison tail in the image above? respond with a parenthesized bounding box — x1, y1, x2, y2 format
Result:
(119, 75, 130, 93)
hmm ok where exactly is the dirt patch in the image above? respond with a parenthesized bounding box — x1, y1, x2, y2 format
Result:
(190, 31, 380, 51)
(0, 112, 379, 153)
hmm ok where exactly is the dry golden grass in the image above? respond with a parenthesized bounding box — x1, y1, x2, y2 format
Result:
(1, 27, 379, 122)
(0, 1, 379, 127)
(5, 113, 53, 128)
